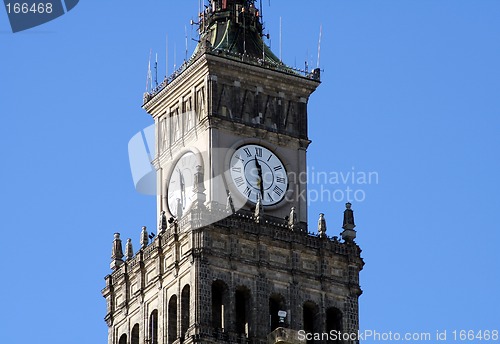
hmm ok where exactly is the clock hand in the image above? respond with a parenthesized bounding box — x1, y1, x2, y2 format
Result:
(254, 157, 264, 198)
(178, 168, 185, 207)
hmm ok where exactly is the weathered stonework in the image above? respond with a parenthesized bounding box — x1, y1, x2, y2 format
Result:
(102, 209, 364, 344)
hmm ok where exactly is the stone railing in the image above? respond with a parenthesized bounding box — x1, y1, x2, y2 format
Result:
(143, 45, 320, 104)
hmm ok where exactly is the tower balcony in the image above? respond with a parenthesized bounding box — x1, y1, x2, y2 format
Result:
(268, 328, 305, 344)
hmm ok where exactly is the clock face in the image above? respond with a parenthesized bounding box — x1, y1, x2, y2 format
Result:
(167, 151, 197, 215)
(229, 144, 288, 206)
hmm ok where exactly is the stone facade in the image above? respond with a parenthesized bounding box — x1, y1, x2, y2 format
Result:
(102, 209, 363, 344)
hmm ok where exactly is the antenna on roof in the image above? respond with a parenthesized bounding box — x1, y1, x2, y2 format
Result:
(243, 7, 247, 55)
(279, 16, 282, 62)
(174, 43, 177, 72)
(145, 49, 152, 92)
(305, 49, 309, 74)
(185, 25, 188, 62)
(165, 34, 169, 79)
(154, 53, 158, 88)
(317, 24, 323, 69)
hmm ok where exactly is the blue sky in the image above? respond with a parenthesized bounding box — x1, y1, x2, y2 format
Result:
(0, 1, 499, 343)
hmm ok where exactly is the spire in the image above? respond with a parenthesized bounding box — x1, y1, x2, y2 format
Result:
(140, 226, 149, 249)
(318, 213, 327, 238)
(226, 191, 235, 213)
(159, 210, 168, 232)
(341, 203, 357, 242)
(110, 233, 124, 270)
(196, 0, 282, 65)
(192, 165, 207, 210)
(342, 202, 356, 230)
(125, 238, 134, 260)
(254, 193, 264, 223)
(288, 207, 297, 231)
(176, 199, 183, 219)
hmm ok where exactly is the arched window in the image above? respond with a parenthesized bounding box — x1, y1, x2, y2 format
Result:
(118, 333, 127, 344)
(326, 307, 343, 343)
(269, 294, 286, 332)
(131, 324, 139, 344)
(235, 286, 251, 337)
(181, 285, 191, 339)
(212, 280, 229, 331)
(303, 301, 320, 344)
(168, 295, 178, 344)
(149, 310, 158, 344)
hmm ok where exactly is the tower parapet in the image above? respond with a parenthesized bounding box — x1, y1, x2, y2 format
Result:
(103, 207, 363, 344)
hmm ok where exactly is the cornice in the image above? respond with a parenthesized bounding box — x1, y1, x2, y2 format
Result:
(142, 54, 209, 113)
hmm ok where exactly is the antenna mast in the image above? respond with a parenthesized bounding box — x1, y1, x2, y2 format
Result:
(154, 53, 158, 88)
(145, 49, 152, 92)
(317, 24, 323, 69)
(279, 16, 282, 62)
(185, 25, 188, 62)
(166, 34, 169, 79)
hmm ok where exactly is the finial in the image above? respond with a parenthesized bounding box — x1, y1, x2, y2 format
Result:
(159, 210, 167, 232)
(288, 207, 297, 230)
(110, 233, 124, 270)
(176, 198, 183, 219)
(192, 165, 207, 210)
(254, 193, 264, 223)
(226, 191, 235, 213)
(342, 202, 356, 230)
(125, 238, 134, 260)
(341, 203, 357, 242)
(140, 226, 149, 249)
(318, 213, 327, 238)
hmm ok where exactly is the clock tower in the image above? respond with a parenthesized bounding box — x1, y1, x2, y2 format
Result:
(102, 1, 364, 344)
(142, 0, 320, 225)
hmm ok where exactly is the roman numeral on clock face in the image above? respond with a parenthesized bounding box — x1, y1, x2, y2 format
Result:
(255, 147, 262, 157)
(234, 176, 245, 187)
(273, 185, 284, 196)
(276, 177, 286, 184)
(244, 186, 252, 198)
(267, 192, 274, 202)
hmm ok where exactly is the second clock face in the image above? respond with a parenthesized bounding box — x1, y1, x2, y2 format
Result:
(167, 151, 197, 215)
(229, 144, 288, 206)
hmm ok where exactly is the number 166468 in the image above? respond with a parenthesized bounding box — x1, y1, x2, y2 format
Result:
(5, 3, 54, 14)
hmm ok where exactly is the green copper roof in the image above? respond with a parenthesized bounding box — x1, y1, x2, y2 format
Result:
(143, 0, 320, 103)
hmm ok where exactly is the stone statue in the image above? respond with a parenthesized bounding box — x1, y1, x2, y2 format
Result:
(342, 202, 356, 230)
(176, 198, 183, 219)
(318, 213, 327, 238)
(110, 233, 124, 270)
(125, 238, 134, 260)
(288, 207, 297, 230)
(192, 165, 206, 210)
(111, 233, 124, 260)
(159, 210, 167, 232)
(140, 226, 149, 249)
(226, 191, 235, 213)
